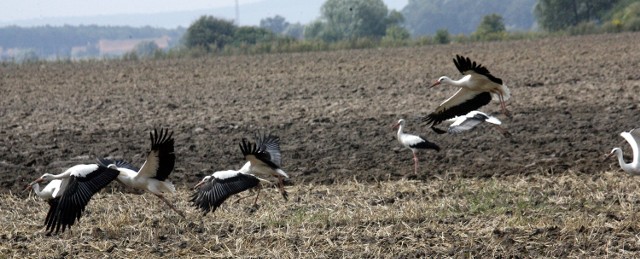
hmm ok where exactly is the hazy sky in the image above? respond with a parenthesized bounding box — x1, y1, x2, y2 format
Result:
(1, 0, 259, 21)
(0, 0, 408, 27)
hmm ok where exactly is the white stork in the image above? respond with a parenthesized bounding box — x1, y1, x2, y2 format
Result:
(191, 162, 272, 215)
(425, 55, 511, 134)
(606, 128, 640, 175)
(97, 128, 185, 218)
(239, 132, 289, 203)
(446, 111, 511, 137)
(25, 164, 120, 234)
(392, 119, 440, 175)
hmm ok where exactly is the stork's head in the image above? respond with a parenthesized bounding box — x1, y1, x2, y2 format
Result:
(391, 119, 405, 129)
(35, 173, 54, 183)
(430, 76, 448, 88)
(194, 176, 212, 189)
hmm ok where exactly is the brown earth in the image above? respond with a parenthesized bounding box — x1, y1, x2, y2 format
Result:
(1, 32, 640, 193)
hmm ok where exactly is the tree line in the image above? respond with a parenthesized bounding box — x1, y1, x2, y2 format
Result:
(2, 0, 640, 60)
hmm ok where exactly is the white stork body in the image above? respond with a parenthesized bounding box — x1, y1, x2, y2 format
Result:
(191, 162, 270, 215)
(446, 110, 511, 137)
(239, 133, 289, 203)
(607, 129, 640, 175)
(27, 164, 120, 234)
(97, 128, 184, 218)
(392, 119, 440, 175)
(426, 55, 511, 134)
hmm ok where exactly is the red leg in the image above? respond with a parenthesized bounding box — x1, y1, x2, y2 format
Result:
(499, 94, 511, 117)
(413, 151, 419, 175)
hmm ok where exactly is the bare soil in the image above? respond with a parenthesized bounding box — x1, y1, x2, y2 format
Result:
(2, 33, 639, 189)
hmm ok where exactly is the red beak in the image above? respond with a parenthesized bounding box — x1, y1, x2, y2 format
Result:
(429, 81, 440, 88)
(194, 180, 206, 190)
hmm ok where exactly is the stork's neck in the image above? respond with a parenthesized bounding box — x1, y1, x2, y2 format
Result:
(615, 149, 640, 175)
(396, 124, 405, 140)
(442, 75, 470, 87)
(31, 183, 42, 195)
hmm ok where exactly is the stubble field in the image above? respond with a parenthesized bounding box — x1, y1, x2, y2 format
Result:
(1, 32, 640, 257)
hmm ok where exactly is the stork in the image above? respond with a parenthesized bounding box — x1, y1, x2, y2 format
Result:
(446, 111, 511, 137)
(191, 162, 272, 215)
(97, 128, 186, 218)
(239, 132, 289, 203)
(425, 55, 511, 134)
(24, 164, 120, 234)
(392, 119, 440, 175)
(606, 128, 640, 175)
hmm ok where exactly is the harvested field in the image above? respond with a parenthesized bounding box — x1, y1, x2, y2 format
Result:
(1, 32, 640, 257)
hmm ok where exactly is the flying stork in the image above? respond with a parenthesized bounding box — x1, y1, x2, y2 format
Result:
(240, 132, 289, 203)
(97, 128, 186, 218)
(392, 119, 440, 175)
(446, 110, 511, 137)
(606, 128, 640, 175)
(425, 55, 511, 134)
(191, 162, 268, 215)
(24, 164, 120, 234)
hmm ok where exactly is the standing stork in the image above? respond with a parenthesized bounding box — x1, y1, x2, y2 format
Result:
(25, 164, 120, 234)
(239, 132, 289, 204)
(191, 162, 271, 215)
(606, 128, 640, 175)
(392, 119, 440, 175)
(97, 128, 186, 218)
(446, 110, 511, 137)
(425, 55, 511, 134)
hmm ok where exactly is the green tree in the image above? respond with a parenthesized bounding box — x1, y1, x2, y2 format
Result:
(434, 29, 450, 44)
(473, 14, 506, 40)
(314, 0, 392, 41)
(534, 0, 619, 31)
(609, 1, 640, 31)
(402, 0, 536, 36)
(283, 23, 305, 39)
(132, 41, 160, 57)
(233, 26, 276, 45)
(260, 15, 290, 34)
(184, 16, 236, 51)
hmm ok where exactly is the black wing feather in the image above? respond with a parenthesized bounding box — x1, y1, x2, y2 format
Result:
(424, 91, 492, 127)
(255, 132, 282, 167)
(45, 166, 120, 234)
(150, 128, 175, 181)
(453, 55, 503, 85)
(409, 137, 441, 151)
(240, 138, 280, 169)
(191, 173, 260, 215)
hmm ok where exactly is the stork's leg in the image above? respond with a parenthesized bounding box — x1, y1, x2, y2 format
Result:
(156, 194, 186, 219)
(493, 125, 512, 137)
(253, 187, 262, 206)
(276, 175, 288, 201)
(498, 94, 511, 118)
(412, 151, 419, 175)
(233, 186, 259, 204)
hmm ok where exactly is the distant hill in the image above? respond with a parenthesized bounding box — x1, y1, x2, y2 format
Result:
(0, 25, 184, 60)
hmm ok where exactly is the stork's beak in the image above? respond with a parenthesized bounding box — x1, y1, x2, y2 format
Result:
(193, 179, 206, 190)
(391, 122, 399, 129)
(603, 152, 615, 162)
(22, 183, 34, 192)
(429, 81, 440, 88)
